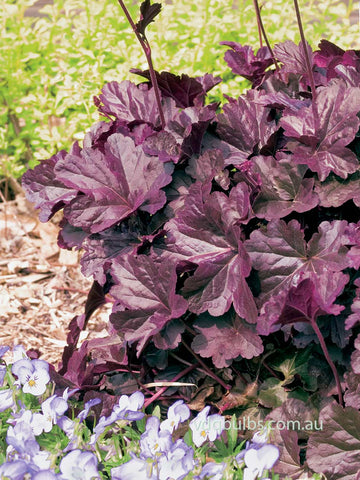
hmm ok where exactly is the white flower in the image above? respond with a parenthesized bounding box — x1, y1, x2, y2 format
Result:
(0, 389, 15, 412)
(189, 406, 225, 447)
(12, 359, 50, 396)
(160, 400, 190, 433)
(243, 444, 280, 480)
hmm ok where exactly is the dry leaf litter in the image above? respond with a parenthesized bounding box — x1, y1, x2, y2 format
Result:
(0, 189, 112, 367)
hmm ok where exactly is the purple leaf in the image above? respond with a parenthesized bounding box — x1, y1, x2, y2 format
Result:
(252, 155, 319, 220)
(336, 64, 360, 87)
(276, 278, 327, 325)
(280, 79, 360, 181)
(164, 170, 194, 218)
(21, 150, 78, 222)
(344, 222, 360, 269)
(143, 103, 217, 162)
(55, 134, 173, 233)
(274, 40, 314, 77)
(142, 130, 181, 163)
(164, 182, 257, 322)
(131, 69, 221, 108)
(153, 319, 185, 350)
(314, 39, 345, 68)
(58, 281, 106, 376)
(245, 220, 349, 333)
(307, 402, 360, 480)
(313, 40, 360, 85)
(95, 80, 170, 127)
(135, 0, 162, 38)
(110, 255, 188, 354)
(344, 370, 360, 409)
(82, 120, 118, 151)
(135, 0, 161, 37)
(57, 220, 88, 250)
(265, 399, 313, 477)
(315, 173, 360, 208)
(191, 312, 263, 368)
(216, 90, 277, 161)
(80, 225, 142, 284)
(313, 40, 346, 82)
(220, 42, 273, 87)
(86, 335, 128, 367)
(186, 149, 230, 190)
(346, 279, 360, 330)
(351, 334, 360, 374)
(279, 275, 346, 321)
(273, 430, 304, 478)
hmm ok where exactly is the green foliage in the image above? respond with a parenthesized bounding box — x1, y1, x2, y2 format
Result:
(0, 0, 358, 178)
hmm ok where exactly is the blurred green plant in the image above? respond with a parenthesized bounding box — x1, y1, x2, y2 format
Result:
(0, 0, 358, 179)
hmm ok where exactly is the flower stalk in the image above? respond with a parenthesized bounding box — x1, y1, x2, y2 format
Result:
(117, 0, 166, 129)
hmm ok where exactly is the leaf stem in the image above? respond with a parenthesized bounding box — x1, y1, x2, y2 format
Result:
(310, 318, 344, 406)
(182, 340, 231, 391)
(252, 0, 263, 48)
(117, 0, 165, 129)
(293, 0, 320, 125)
(252, 0, 279, 72)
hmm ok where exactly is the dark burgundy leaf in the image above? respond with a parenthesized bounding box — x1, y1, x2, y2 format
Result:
(220, 42, 273, 86)
(21, 150, 78, 222)
(307, 402, 360, 480)
(131, 69, 221, 108)
(135, 0, 161, 38)
(153, 319, 185, 350)
(96, 80, 172, 127)
(186, 149, 230, 190)
(252, 154, 319, 220)
(315, 172, 360, 208)
(245, 220, 349, 333)
(274, 40, 313, 77)
(280, 79, 360, 181)
(344, 370, 360, 409)
(58, 281, 106, 376)
(164, 182, 257, 322)
(216, 90, 277, 161)
(345, 279, 360, 330)
(110, 255, 188, 354)
(80, 225, 142, 284)
(55, 134, 173, 233)
(191, 312, 263, 368)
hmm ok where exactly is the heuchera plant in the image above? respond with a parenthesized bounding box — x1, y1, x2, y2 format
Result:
(22, 0, 360, 477)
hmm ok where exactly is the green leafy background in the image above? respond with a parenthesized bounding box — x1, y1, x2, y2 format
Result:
(0, 0, 358, 177)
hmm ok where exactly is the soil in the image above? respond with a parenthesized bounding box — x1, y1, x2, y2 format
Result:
(0, 181, 111, 367)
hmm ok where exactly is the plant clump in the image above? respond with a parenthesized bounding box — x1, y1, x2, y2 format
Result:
(21, 0, 360, 477)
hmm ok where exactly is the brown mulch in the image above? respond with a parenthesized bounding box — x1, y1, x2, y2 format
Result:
(0, 181, 111, 368)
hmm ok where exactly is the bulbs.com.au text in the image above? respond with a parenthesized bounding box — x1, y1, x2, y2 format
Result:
(196, 417, 323, 433)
